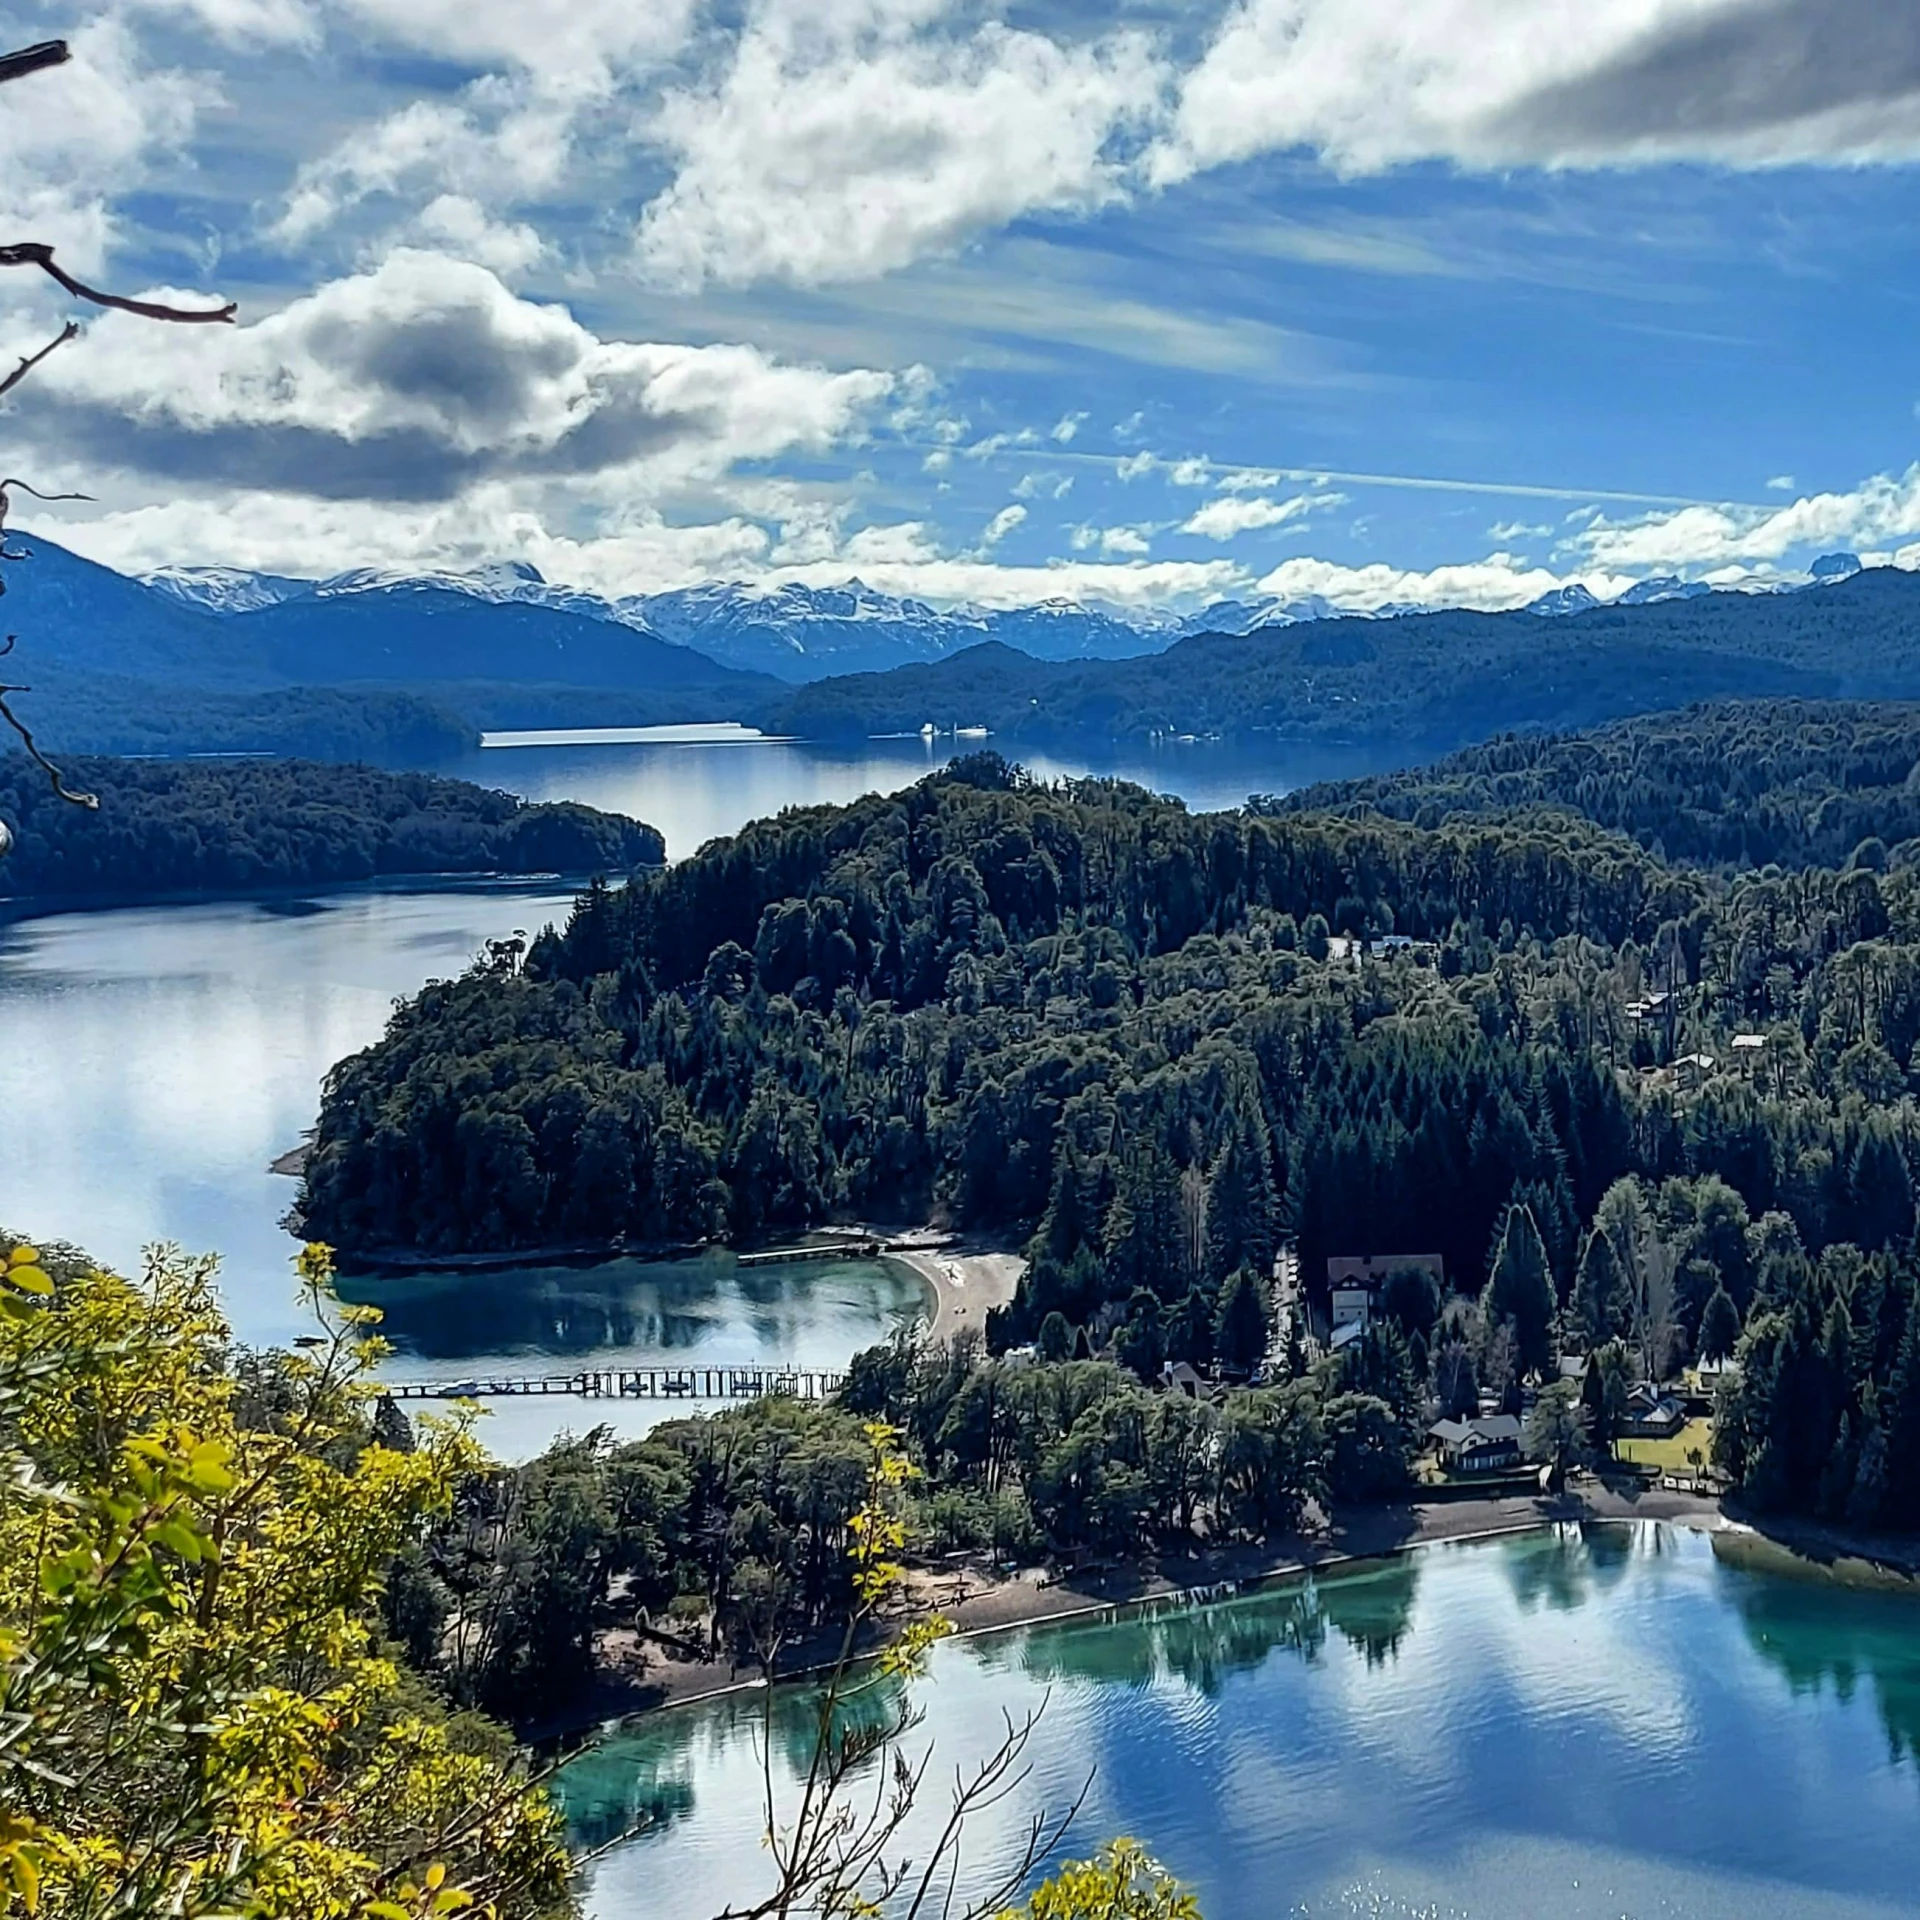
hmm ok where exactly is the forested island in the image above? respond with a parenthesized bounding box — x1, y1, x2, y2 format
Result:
(0, 755, 664, 900)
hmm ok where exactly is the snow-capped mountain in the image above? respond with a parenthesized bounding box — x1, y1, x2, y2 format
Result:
(141, 564, 315, 616)
(131, 552, 1872, 683)
(1617, 575, 1713, 606)
(1527, 584, 1604, 617)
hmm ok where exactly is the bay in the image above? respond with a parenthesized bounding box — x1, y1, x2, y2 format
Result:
(0, 731, 1390, 1453)
(560, 1523, 1920, 1920)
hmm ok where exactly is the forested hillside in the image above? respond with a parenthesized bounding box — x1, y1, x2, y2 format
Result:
(1269, 701, 1920, 870)
(0, 756, 663, 899)
(302, 742, 1920, 1532)
(767, 571, 1920, 749)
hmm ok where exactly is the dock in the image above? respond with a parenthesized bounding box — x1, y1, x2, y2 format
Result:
(379, 1362, 848, 1403)
(737, 1240, 880, 1268)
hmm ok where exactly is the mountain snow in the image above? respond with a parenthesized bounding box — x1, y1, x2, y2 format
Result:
(131, 554, 1866, 680)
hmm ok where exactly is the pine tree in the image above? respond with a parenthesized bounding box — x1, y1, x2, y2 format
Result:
(1213, 1267, 1272, 1377)
(1205, 1105, 1278, 1283)
(1485, 1203, 1557, 1375)
(1700, 1284, 1742, 1364)
(1572, 1225, 1629, 1346)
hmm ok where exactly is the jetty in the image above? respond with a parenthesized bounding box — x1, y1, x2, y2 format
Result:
(380, 1362, 848, 1403)
(738, 1239, 881, 1268)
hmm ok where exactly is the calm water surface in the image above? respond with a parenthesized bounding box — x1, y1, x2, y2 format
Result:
(560, 1524, 1920, 1920)
(455, 731, 1381, 859)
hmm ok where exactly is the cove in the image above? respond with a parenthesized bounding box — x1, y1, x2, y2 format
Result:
(559, 1523, 1920, 1920)
(0, 882, 924, 1457)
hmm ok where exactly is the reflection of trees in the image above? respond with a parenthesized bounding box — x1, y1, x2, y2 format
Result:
(1008, 1568, 1418, 1699)
(1315, 1557, 1421, 1669)
(1501, 1521, 1662, 1614)
(555, 1731, 698, 1853)
(1722, 1551, 1920, 1766)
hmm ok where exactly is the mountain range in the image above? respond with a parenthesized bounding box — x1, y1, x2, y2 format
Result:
(4, 528, 1913, 762)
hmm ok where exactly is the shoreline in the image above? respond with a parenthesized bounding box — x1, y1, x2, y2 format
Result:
(525, 1482, 1750, 1743)
(886, 1241, 1025, 1342)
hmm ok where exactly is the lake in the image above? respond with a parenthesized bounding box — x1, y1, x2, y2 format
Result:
(450, 729, 1381, 859)
(0, 731, 1391, 1454)
(558, 1523, 1920, 1920)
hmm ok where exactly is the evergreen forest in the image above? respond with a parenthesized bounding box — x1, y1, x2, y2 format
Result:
(302, 713, 1920, 1538)
(0, 754, 664, 899)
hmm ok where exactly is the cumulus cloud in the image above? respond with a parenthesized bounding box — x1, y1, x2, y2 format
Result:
(1255, 551, 1623, 613)
(1570, 467, 1920, 570)
(981, 503, 1027, 546)
(10, 251, 895, 504)
(1182, 491, 1339, 541)
(1153, 0, 1920, 187)
(634, 2, 1165, 287)
(0, 21, 208, 272)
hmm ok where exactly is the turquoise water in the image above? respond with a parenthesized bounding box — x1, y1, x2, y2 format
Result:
(559, 1525, 1920, 1919)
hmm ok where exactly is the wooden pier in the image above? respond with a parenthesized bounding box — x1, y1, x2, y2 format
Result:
(380, 1363, 848, 1403)
(737, 1240, 880, 1268)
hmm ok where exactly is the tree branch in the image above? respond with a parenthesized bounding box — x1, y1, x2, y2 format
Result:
(0, 42, 68, 87)
(0, 324, 79, 403)
(0, 243, 236, 325)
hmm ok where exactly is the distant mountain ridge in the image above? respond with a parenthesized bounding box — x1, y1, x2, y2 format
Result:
(11, 527, 1920, 763)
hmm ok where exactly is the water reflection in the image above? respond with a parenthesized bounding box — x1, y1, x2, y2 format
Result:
(1719, 1538, 1920, 1764)
(334, 1250, 927, 1368)
(568, 1526, 1920, 1920)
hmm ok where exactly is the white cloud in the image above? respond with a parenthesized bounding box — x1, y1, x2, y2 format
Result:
(405, 194, 549, 276)
(53, 487, 776, 595)
(0, 21, 210, 274)
(1098, 525, 1151, 556)
(1571, 468, 1920, 570)
(1182, 491, 1338, 541)
(634, 3, 1165, 287)
(1051, 410, 1087, 443)
(277, 89, 577, 244)
(1012, 470, 1073, 500)
(1766, 473, 1795, 491)
(1255, 550, 1624, 613)
(9, 250, 895, 501)
(981, 502, 1027, 546)
(1116, 451, 1157, 481)
(1153, 0, 1920, 188)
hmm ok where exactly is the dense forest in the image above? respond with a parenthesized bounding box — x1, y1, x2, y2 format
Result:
(382, 1353, 1413, 1726)
(1270, 700, 1920, 871)
(763, 569, 1920, 750)
(303, 724, 1920, 1536)
(0, 755, 664, 898)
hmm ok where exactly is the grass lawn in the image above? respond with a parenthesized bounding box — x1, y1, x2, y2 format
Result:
(1614, 1416, 1714, 1474)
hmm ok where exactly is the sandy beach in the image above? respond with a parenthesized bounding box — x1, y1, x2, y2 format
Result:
(887, 1241, 1025, 1341)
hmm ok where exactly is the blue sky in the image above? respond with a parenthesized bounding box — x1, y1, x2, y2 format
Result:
(8, 0, 1920, 612)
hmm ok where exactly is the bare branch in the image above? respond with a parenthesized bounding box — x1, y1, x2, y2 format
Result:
(0, 42, 69, 87)
(0, 323, 78, 404)
(0, 243, 236, 326)
(0, 678, 98, 809)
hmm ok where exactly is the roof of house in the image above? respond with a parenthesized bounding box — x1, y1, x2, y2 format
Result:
(1429, 1415, 1523, 1447)
(1732, 1033, 1766, 1050)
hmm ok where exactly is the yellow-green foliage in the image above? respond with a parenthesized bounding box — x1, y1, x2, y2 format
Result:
(1004, 1841, 1199, 1920)
(0, 1240, 569, 1919)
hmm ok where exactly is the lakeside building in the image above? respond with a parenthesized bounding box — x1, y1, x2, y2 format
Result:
(1428, 1414, 1523, 1475)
